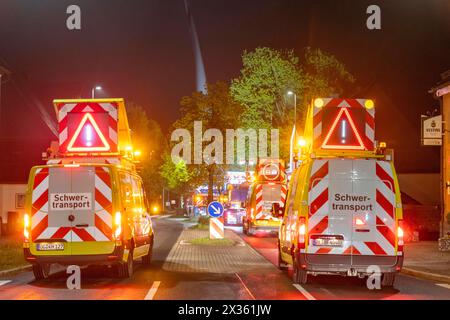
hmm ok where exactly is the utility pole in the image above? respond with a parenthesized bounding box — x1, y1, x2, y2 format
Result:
(287, 91, 297, 172)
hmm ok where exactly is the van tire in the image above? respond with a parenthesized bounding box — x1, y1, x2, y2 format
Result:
(292, 259, 308, 284)
(32, 263, 50, 280)
(381, 273, 396, 287)
(245, 221, 254, 236)
(117, 250, 134, 278)
(243, 219, 249, 235)
(142, 237, 154, 266)
(277, 249, 288, 270)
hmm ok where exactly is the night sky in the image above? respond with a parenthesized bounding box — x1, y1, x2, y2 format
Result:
(0, 0, 449, 182)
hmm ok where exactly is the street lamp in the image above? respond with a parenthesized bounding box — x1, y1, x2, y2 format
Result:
(287, 91, 297, 172)
(91, 85, 102, 99)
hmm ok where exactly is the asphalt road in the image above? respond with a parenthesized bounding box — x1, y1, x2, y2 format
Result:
(0, 217, 449, 300)
(238, 230, 450, 300)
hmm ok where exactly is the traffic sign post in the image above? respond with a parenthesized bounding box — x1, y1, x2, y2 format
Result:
(207, 201, 224, 239)
(421, 114, 442, 146)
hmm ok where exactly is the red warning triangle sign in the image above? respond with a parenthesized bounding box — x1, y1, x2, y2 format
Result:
(321, 108, 365, 150)
(67, 113, 110, 152)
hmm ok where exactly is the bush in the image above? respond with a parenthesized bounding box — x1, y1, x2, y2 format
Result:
(198, 215, 210, 226)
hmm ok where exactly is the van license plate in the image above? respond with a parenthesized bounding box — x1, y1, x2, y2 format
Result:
(313, 238, 343, 247)
(36, 243, 64, 251)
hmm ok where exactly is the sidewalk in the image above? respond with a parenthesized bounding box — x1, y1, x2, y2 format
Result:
(403, 241, 450, 282)
(162, 228, 273, 274)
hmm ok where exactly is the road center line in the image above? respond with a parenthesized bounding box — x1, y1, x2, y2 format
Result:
(436, 283, 450, 290)
(293, 284, 316, 300)
(144, 281, 161, 300)
(0, 280, 11, 287)
(235, 273, 256, 300)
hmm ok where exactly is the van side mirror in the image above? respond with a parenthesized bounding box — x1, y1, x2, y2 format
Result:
(271, 203, 284, 218)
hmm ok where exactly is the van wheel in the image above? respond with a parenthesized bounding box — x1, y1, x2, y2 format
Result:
(243, 220, 248, 235)
(381, 273, 396, 287)
(246, 223, 254, 236)
(32, 263, 50, 280)
(142, 238, 154, 266)
(292, 259, 308, 284)
(117, 250, 134, 278)
(277, 247, 288, 270)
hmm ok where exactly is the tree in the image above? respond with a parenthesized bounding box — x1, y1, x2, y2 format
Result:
(160, 154, 191, 191)
(127, 103, 166, 202)
(169, 81, 243, 201)
(299, 47, 355, 121)
(231, 47, 355, 161)
(231, 47, 302, 129)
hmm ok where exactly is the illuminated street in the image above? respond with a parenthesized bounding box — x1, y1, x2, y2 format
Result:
(1, 217, 449, 300)
(0, 1, 450, 311)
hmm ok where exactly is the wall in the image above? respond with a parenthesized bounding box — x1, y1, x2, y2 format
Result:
(0, 184, 27, 235)
(398, 173, 440, 205)
(443, 92, 450, 237)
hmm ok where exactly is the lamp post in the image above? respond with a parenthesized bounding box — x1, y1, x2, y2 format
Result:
(91, 85, 102, 99)
(287, 91, 297, 172)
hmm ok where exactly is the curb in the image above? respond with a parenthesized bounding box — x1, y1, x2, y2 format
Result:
(402, 267, 450, 284)
(0, 265, 31, 277)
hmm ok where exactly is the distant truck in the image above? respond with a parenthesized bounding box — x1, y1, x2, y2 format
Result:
(243, 159, 287, 235)
(223, 184, 248, 226)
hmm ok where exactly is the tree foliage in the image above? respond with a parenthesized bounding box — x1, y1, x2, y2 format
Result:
(299, 47, 355, 115)
(231, 47, 302, 129)
(127, 103, 166, 202)
(164, 81, 243, 196)
(231, 46, 355, 161)
(160, 155, 192, 191)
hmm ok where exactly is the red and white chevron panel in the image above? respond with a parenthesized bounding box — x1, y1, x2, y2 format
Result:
(31, 167, 113, 242)
(31, 168, 50, 242)
(255, 184, 265, 220)
(280, 184, 287, 205)
(55, 101, 118, 153)
(209, 217, 224, 239)
(312, 98, 375, 151)
(93, 167, 113, 241)
(307, 160, 336, 254)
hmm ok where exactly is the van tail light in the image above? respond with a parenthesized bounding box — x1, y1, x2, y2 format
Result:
(114, 211, 122, 240)
(397, 220, 404, 252)
(23, 213, 31, 242)
(297, 217, 306, 249)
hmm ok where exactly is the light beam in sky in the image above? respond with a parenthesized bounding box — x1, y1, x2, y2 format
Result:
(184, 0, 207, 94)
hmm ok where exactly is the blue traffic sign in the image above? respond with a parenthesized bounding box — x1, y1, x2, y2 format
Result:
(207, 201, 224, 218)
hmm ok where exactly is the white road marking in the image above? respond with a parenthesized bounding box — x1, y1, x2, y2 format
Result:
(436, 283, 450, 290)
(293, 284, 316, 300)
(0, 280, 11, 287)
(235, 273, 256, 300)
(156, 215, 171, 220)
(144, 281, 161, 300)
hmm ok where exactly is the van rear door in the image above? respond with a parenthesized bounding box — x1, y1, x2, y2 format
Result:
(307, 159, 352, 265)
(255, 183, 283, 220)
(307, 159, 397, 264)
(350, 160, 397, 265)
(31, 166, 113, 254)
